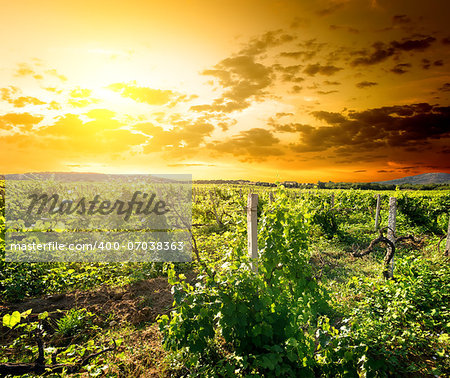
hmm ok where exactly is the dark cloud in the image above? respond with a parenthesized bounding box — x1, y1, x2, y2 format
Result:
(270, 122, 307, 133)
(303, 63, 342, 76)
(422, 58, 431, 69)
(317, 90, 338, 95)
(133, 119, 215, 157)
(323, 80, 341, 85)
(356, 81, 378, 88)
(290, 17, 310, 29)
(191, 55, 273, 113)
(311, 111, 346, 124)
(316, 1, 347, 16)
(350, 42, 395, 66)
(329, 24, 359, 34)
(272, 64, 304, 82)
(353, 170, 366, 173)
(290, 104, 450, 153)
(208, 128, 282, 161)
(279, 51, 317, 60)
(434, 60, 444, 66)
(390, 63, 411, 74)
(392, 15, 411, 25)
(391, 36, 436, 51)
(438, 83, 450, 92)
(279, 39, 326, 62)
(442, 37, 450, 45)
(351, 36, 436, 67)
(239, 30, 296, 56)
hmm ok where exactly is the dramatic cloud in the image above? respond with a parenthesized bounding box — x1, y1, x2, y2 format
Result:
(272, 64, 304, 82)
(351, 36, 436, 67)
(323, 80, 341, 85)
(329, 24, 359, 34)
(239, 30, 295, 56)
(134, 119, 215, 156)
(312, 111, 346, 124)
(316, 1, 347, 16)
(191, 55, 273, 113)
(438, 83, 450, 92)
(290, 104, 450, 153)
(391, 63, 411, 74)
(356, 81, 378, 88)
(392, 15, 411, 25)
(208, 128, 281, 160)
(16, 110, 148, 154)
(303, 63, 342, 76)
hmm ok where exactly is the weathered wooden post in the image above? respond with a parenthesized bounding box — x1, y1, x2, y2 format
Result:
(330, 193, 335, 209)
(374, 194, 381, 230)
(247, 193, 258, 271)
(445, 216, 450, 256)
(210, 190, 221, 225)
(387, 197, 397, 278)
(269, 191, 274, 203)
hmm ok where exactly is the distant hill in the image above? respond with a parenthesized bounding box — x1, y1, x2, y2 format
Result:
(3, 172, 189, 183)
(376, 172, 450, 185)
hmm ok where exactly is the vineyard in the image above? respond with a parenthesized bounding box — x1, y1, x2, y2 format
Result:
(1, 182, 449, 377)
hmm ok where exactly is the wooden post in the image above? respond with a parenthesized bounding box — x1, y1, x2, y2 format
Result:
(210, 190, 221, 225)
(374, 194, 381, 230)
(445, 216, 450, 256)
(247, 193, 258, 271)
(269, 191, 274, 203)
(330, 193, 335, 208)
(387, 197, 396, 278)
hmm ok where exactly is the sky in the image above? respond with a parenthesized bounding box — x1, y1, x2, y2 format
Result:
(1, 0, 449, 182)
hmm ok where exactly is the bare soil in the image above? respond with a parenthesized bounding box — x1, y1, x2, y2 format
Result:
(3, 277, 173, 325)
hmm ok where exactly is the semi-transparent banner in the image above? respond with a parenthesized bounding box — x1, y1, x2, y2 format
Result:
(5, 231, 191, 262)
(5, 173, 192, 262)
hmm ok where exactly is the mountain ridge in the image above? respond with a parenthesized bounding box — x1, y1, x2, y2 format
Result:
(375, 172, 450, 185)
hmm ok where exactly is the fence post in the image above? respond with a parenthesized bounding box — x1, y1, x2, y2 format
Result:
(445, 216, 450, 256)
(374, 194, 381, 230)
(247, 193, 258, 271)
(387, 197, 397, 278)
(331, 193, 335, 208)
(269, 191, 274, 203)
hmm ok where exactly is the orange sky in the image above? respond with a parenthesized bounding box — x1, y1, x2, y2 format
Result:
(1, 0, 449, 182)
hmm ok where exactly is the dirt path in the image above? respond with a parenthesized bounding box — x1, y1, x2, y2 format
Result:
(2, 277, 173, 325)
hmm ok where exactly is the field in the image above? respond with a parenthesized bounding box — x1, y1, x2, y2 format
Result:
(1, 183, 449, 377)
